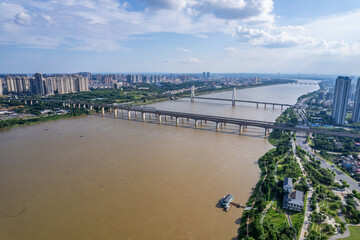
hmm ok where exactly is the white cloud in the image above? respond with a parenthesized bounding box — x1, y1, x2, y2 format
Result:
(0, 0, 277, 51)
(41, 14, 54, 24)
(0, 2, 26, 19)
(177, 47, 191, 52)
(236, 25, 313, 48)
(14, 12, 31, 25)
(194, 34, 208, 39)
(178, 57, 201, 64)
(224, 47, 240, 54)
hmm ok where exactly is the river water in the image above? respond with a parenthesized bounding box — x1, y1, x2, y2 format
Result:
(0, 83, 318, 240)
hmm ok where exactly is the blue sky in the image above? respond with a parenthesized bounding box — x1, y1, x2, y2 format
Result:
(0, 0, 360, 74)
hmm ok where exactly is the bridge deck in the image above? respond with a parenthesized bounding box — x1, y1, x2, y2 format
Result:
(194, 96, 294, 106)
(13, 98, 360, 139)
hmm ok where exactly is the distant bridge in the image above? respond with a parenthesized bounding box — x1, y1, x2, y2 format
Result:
(11, 98, 360, 138)
(190, 86, 299, 109)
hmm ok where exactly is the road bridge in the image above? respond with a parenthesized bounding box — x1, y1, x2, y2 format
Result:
(11, 98, 360, 138)
(191, 87, 296, 109)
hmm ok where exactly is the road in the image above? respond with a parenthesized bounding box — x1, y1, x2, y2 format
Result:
(292, 139, 314, 240)
(295, 132, 360, 193)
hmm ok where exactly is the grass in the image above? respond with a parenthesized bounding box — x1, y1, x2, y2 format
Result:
(290, 209, 305, 237)
(264, 208, 288, 228)
(345, 226, 360, 240)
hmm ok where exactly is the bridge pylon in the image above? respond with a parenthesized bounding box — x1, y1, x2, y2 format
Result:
(191, 86, 195, 102)
(232, 87, 236, 106)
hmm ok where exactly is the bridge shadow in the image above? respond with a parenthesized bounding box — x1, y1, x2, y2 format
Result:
(95, 113, 270, 139)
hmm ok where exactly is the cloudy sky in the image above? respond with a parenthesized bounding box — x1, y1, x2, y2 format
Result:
(1, 0, 360, 74)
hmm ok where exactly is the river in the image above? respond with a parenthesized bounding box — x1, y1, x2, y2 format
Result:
(0, 83, 319, 240)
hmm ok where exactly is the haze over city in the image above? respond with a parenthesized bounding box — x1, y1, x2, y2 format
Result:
(1, 0, 360, 74)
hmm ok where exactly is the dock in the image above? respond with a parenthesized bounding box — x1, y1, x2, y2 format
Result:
(231, 202, 245, 208)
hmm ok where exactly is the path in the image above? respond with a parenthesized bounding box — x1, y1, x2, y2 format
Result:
(246, 166, 268, 236)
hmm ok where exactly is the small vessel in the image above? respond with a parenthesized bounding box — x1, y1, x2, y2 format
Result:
(220, 194, 234, 212)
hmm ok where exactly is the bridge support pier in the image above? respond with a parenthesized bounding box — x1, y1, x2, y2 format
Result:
(90, 106, 93, 111)
(114, 109, 118, 117)
(273, 104, 275, 109)
(159, 115, 162, 123)
(195, 120, 198, 128)
(191, 86, 195, 102)
(78, 103, 81, 108)
(128, 111, 131, 118)
(281, 105, 283, 110)
(256, 103, 258, 108)
(73, 104, 76, 108)
(30, 100, 33, 105)
(102, 107, 105, 116)
(239, 125, 243, 133)
(142, 112, 145, 121)
(264, 128, 270, 136)
(232, 87, 236, 106)
(176, 117, 179, 126)
(264, 104, 266, 109)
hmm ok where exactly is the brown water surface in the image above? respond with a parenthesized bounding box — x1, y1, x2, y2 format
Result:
(0, 83, 318, 240)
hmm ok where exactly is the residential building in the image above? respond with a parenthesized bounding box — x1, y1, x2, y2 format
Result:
(0, 78, 3, 96)
(352, 77, 360, 122)
(332, 76, 351, 124)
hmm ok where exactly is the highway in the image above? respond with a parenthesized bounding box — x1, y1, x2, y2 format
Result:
(295, 131, 360, 193)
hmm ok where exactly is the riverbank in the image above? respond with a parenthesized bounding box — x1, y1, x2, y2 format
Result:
(0, 108, 88, 130)
(0, 80, 293, 130)
(238, 109, 306, 240)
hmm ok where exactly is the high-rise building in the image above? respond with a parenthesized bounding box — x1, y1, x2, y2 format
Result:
(352, 77, 360, 123)
(207, 72, 210, 79)
(32, 73, 45, 95)
(0, 78, 3, 96)
(332, 76, 351, 124)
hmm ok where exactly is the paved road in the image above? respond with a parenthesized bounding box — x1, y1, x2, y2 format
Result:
(296, 132, 360, 193)
(293, 140, 314, 240)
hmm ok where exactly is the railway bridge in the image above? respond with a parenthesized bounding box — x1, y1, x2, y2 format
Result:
(13, 98, 360, 138)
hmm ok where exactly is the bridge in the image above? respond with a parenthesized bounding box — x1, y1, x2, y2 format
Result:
(190, 86, 297, 109)
(12, 98, 360, 138)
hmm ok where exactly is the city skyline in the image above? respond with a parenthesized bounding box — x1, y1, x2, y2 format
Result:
(1, 1, 360, 74)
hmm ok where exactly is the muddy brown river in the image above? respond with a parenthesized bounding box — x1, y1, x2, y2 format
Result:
(0, 83, 318, 240)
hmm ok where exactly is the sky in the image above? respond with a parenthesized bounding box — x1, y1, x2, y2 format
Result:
(1, 0, 360, 74)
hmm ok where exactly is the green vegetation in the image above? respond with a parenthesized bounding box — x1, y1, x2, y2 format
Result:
(313, 134, 359, 153)
(275, 108, 299, 126)
(0, 99, 89, 129)
(343, 194, 360, 224)
(239, 131, 301, 240)
(345, 226, 360, 240)
(303, 160, 335, 186)
(0, 109, 88, 129)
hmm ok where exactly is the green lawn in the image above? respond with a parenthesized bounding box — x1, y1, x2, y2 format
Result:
(264, 208, 288, 228)
(345, 226, 360, 240)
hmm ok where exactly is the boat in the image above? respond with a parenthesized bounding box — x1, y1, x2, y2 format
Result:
(220, 194, 234, 211)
